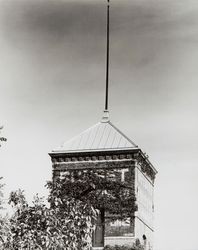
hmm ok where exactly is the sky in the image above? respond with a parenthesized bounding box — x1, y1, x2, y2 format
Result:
(0, 0, 198, 249)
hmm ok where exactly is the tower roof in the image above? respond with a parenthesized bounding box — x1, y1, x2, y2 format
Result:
(52, 119, 138, 153)
(51, 2, 138, 155)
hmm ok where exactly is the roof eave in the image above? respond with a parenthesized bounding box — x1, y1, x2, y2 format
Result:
(49, 147, 157, 174)
(138, 149, 158, 174)
(49, 147, 139, 156)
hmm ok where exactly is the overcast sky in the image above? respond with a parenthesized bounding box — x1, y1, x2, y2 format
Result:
(0, 0, 198, 250)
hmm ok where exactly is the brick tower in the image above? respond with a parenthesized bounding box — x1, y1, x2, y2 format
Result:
(49, 1, 157, 249)
(49, 111, 157, 249)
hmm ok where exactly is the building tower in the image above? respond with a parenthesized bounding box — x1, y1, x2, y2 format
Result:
(50, 114, 157, 249)
(49, 1, 157, 249)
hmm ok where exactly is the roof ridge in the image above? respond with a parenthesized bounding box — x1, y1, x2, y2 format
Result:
(108, 121, 138, 148)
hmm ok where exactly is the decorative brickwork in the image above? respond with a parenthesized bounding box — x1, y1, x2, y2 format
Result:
(51, 152, 135, 165)
(50, 147, 157, 249)
(136, 153, 156, 183)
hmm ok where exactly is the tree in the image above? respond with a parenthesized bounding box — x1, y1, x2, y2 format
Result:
(0, 177, 4, 210)
(0, 167, 138, 249)
(0, 126, 7, 147)
(47, 169, 137, 221)
(0, 178, 12, 250)
(47, 169, 137, 249)
(5, 189, 98, 250)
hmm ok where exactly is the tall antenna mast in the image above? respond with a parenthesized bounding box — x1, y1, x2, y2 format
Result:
(101, 0, 110, 122)
(105, 0, 110, 111)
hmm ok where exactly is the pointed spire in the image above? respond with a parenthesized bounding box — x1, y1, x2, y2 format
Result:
(101, 0, 110, 123)
(105, 0, 110, 112)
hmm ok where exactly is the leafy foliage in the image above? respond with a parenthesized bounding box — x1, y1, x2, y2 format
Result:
(0, 178, 10, 249)
(0, 189, 98, 250)
(0, 215, 12, 250)
(0, 167, 137, 249)
(0, 177, 4, 210)
(0, 126, 7, 147)
(48, 169, 137, 221)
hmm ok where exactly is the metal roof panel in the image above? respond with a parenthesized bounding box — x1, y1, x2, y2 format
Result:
(53, 121, 138, 152)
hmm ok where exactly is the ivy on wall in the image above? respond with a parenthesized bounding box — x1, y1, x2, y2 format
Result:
(48, 168, 137, 221)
